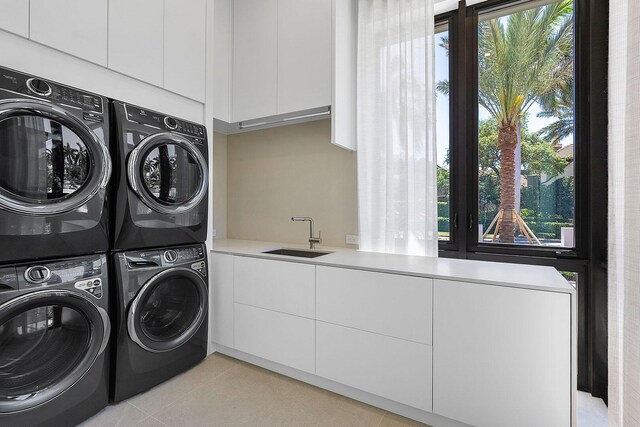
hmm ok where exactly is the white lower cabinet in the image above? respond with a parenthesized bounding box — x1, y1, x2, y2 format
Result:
(316, 266, 432, 344)
(210, 253, 234, 348)
(234, 303, 315, 374)
(316, 321, 432, 412)
(433, 279, 571, 427)
(234, 256, 315, 318)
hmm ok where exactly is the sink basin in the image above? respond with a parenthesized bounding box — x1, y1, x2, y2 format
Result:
(262, 248, 332, 258)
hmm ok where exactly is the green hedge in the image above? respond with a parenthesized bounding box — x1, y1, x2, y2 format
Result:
(438, 217, 450, 232)
(438, 202, 449, 218)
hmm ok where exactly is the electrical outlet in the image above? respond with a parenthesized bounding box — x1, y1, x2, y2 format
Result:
(346, 234, 360, 245)
(212, 229, 217, 237)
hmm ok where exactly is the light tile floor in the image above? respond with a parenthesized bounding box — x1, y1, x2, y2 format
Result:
(80, 353, 426, 427)
(81, 353, 608, 427)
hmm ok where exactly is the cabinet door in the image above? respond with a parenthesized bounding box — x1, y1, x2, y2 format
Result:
(164, 0, 206, 101)
(108, 0, 163, 86)
(0, 0, 29, 38)
(210, 253, 234, 348)
(30, 0, 108, 66)
(331, 0, 357, 150)
(316, 266, 432, 344)
(234, 256, 315, 318)
(316, 321, 432, 411)
(277, 0, 332, 115)
(235, 303, 315, 373)
(433, 280, 571, 427)
(213, 0, 231, 122)
(232, 0, 278, 122)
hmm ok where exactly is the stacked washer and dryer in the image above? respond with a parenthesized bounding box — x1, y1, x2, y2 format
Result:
(108, 101, 210, 403)
(0, 67, 113, 426)
(0, 67, 210, 426)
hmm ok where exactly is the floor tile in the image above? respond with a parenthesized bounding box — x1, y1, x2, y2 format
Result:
(127, 353, 238, 415)
(134, 416, 169, 427)
(379, 412, 430, 427)
(78, 402, 148, 427)
(152, 362, 299, 426)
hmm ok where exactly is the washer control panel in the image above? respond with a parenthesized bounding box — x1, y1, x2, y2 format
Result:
(127, 245, 206, 269)
(74, 278, 103, 299)
(123, 104, 206, 143)
(0, 67, 104, 113)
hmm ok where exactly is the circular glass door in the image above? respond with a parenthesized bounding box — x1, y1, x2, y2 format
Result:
(0, 100, 111, 215)
(128, 268, 207, 353)
(127, 133, 208, 215)
(0, 291, 109, 413)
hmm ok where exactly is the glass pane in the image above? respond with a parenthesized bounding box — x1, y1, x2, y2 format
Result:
(0, 305, 91, 402)
(140, 144, 202, 205)
(140, 277, 200, 341)
(559, 270, 578, 289)
(477, 0, 575, 248)
(436, 25, 451, 241)
(0, 116, 91, 201)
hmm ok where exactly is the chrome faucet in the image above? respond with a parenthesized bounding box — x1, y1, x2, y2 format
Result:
(291, 217, 322, 249)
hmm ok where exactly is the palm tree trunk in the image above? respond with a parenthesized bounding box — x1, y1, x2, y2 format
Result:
(498, 123, 519, 243)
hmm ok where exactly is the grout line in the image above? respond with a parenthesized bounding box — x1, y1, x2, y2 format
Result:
(375, 411, 387, 427)
(150, 415, 170, 427)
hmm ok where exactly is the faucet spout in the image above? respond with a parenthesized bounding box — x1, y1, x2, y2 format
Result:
(291, 217, 321, 249)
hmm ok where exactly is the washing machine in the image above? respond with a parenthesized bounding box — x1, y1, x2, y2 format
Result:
(110, 101, 209, 251)
(110, 243, 208, 402)
(0, 66, 112, 264)
(0, 254, 110, 427)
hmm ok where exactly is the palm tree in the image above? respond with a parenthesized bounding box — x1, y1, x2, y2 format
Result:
(438, 0, 573, 243)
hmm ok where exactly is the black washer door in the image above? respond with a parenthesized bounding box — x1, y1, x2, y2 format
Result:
(127, 133, 208, 215)
(0, 290, 110, 413)
(0, 100, 111, 215)
(128, 268, 207, 353)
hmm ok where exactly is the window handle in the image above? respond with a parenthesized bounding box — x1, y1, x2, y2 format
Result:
(453, 212, 459, 230)
(468, 213, 474, 231)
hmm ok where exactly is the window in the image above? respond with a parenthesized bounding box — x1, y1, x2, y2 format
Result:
(435, 23, 451, 241)
(476, 1, 575, 248)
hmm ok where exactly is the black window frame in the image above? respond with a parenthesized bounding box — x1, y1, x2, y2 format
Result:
(436, 0, 609, 401)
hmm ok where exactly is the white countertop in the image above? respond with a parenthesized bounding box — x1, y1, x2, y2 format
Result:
(210, 239, 574, 294)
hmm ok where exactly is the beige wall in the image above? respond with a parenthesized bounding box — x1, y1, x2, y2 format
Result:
(227, 119, 358, 248)
(213, 132, 228, 239)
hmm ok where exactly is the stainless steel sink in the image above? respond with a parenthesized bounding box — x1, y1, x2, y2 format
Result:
(262, 248, 332, 258)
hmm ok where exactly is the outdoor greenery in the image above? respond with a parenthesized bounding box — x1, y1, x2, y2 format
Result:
(437, 0, 575, 244)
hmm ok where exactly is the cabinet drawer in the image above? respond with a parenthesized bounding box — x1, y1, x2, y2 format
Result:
(316, 266, 432, 344)
(316, 321, 432, 411)
(235, 303, 315, 373)
(235, 256, 315, 318)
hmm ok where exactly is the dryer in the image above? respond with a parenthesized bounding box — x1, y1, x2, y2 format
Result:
(110, 101, 209, 251)
(0, 254, 110, 427)
(110, 243, 208, 402)
(0, 67, 112, 264)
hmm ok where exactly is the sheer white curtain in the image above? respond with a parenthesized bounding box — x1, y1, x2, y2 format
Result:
(357, 0, 438, 257)
(608, 0, 640, 425)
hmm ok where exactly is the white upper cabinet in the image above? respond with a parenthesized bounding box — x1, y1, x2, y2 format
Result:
(213, 0, 232, 122)
(164, 0, 206, 102)
(30, 0, 108, 66)
(277, 0, 331, 115)
(232, 0, 278, 122)
(108, 0, 164, 87)
(331, 0, 357, 150)
(0, 0, 29, 38)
